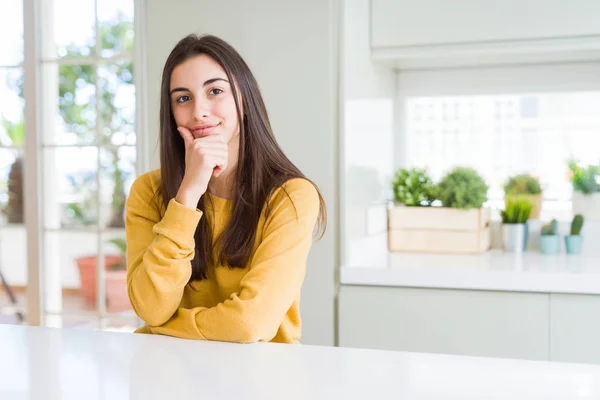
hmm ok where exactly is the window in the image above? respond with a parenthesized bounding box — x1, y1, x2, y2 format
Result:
(0, 0, 139, 330)
(397, 64, 600, 221)
(405, 92, 600, 219)
(0, 0, 26, 323)
(39, 0, 137, 329)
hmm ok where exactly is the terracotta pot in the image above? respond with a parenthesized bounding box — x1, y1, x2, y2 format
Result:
(75, 255, 126, 306)
(106, 270, 131, 312)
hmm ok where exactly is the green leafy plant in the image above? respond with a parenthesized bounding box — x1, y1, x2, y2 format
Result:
(541, 219, 558, 235)
(1, 118, 25, 223)
(436, 167, 488, 209)
(570, 214, 584, 236)
(391, 168, 435, 206)
(568, 160, 600, 194)
(500, 198, 533, 224)
(504, 174, 542, 195)
(6, 16, 133, 229)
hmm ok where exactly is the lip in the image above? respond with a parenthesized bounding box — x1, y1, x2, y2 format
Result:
(190, 123, 219, 136)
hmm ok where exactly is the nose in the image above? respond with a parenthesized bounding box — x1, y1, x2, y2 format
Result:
(193, 97, 211, 121)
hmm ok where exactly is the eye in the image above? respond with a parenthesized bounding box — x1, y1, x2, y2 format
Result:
(209, 88, 224, 95)
(176, 95, 190, 103)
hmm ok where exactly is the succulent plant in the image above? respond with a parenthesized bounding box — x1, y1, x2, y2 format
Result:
(541, 219, 559, 236)
(570, 214, 584, 236)
(500, 198, 533, 224)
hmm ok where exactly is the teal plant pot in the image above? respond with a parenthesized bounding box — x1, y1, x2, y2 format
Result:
(539, 235, 560, 255)
(565, 235, 583, 254)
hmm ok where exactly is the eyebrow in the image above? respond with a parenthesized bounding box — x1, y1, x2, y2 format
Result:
(169, 78, 229, 96)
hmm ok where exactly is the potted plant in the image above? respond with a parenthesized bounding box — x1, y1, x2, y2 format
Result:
(504, 174, 543, 219)
(565, 214, 584, 255)
(568, 160, 600, 220)
(1, 117, 24, 224)
(391, 168, 435, 207)
(105, 238, 130, 312)
(500, 198, 533, 253)
(388, 166, 491, 254)
(436, 167, 489, 210)
(539, 219, 560, 255)
(75, 238, 130, 312)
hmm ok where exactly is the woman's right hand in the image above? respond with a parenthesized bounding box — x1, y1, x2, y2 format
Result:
(175, 126, 228, 209)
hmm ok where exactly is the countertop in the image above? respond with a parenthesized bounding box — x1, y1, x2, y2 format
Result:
(341, 234, 600, 294)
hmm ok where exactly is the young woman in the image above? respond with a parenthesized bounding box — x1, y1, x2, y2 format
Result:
(125, 34, 326, 344)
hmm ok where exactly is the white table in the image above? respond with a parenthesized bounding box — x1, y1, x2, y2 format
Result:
(1, 325, 600, 399)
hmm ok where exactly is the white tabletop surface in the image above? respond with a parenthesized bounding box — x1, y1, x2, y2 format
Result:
(2, 324, 600, 399)
(342, 235, 600, 294)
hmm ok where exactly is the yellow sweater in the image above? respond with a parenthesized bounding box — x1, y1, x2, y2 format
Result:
(125, 169, 319, 344)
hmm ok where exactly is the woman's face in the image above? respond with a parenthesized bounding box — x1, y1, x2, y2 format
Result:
(169, 54, 240, 143)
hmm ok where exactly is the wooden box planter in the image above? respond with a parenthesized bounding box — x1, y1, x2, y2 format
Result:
(388, 206, 491, 254)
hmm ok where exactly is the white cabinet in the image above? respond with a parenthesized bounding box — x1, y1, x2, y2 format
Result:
(339, 285, 600, 364)
(371, 0, 600, 48)
(550, 294, 600, 364)
(369, 0, 600, 68)
(339, 285, 549, 361)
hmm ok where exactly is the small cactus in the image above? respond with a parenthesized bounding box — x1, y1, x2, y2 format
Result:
(570, 214, 584, 236)
(541, 219, 559, 236)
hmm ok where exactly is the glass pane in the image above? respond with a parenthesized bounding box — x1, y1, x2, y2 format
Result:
(0, 68, 24, 146)
(0, 148, 24, 226)
(43, 147, 99, 229)
(0, 223, 27, 324)
(103, 232, 132, 314)
(98, 0, 134, 58)
(51, 0, 96, 58)
(0, 1, 23, 65)
(405, 92, 600, 206)
(43, 231, 98, 317)
(98, 63, 135, 146)
(43, 64, 96, 145)
(101, 146, 136, 228)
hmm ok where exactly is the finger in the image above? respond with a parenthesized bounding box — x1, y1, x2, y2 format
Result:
(192, 141, 228, 151)
(210, 154, 228, 177)
(193, 134, 226, 144)
(177, 126, 194, 146)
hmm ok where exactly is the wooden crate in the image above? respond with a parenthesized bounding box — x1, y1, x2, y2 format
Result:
(388, 206, 491, 254)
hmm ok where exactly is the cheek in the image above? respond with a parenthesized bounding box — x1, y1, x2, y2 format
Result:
(218, 98, 240, 127)
(171, 106, 186, 125)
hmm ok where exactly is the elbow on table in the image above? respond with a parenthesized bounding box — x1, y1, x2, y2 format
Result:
(127, 287, 174, 327)
(234, 316, 280, 344)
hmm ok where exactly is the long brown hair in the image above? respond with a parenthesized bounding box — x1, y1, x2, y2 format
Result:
(158, 34, 326, 281)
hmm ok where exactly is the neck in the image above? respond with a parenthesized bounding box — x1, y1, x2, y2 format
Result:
(208, 134, 239, 200)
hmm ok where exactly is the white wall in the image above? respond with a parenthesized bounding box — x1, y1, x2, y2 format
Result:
(142, 0, 340, 346)
(342, 0, 395, 263)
